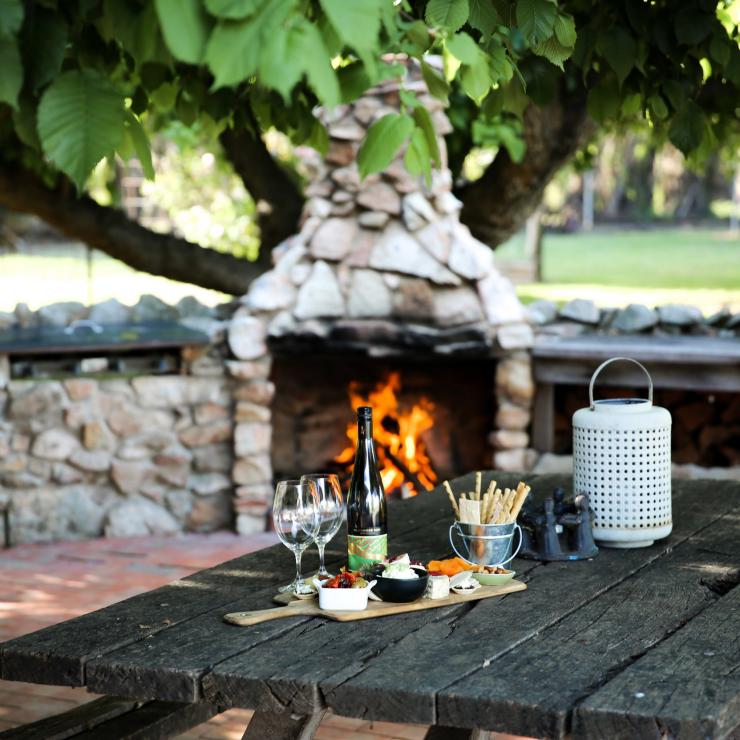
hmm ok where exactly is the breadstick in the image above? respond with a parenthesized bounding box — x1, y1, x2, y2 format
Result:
(491, 491, 504, 524)
(509, 484, 531, 522)
(475, 471, 482, 500)
(485, 480, 496, 498)
(501, 488, 515, 522)
(444, 481, 460, 519)
(482, 492, 492, 523)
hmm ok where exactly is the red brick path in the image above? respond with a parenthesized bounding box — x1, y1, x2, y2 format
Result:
(0, 533, 526, 739)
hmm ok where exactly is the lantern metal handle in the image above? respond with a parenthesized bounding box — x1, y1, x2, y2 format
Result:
(589, 357, 653, 409)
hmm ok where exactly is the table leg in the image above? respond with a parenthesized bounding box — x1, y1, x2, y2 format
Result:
(241, 709, 326, 740)
(424, 727, 489, 740)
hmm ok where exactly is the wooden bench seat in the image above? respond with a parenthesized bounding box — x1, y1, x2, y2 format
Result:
(0, 695, 220, 740)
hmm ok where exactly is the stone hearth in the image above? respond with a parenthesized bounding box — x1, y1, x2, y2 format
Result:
(227, 67, 536, 535)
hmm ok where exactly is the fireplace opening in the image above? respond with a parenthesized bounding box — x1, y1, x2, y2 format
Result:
(271, 355, 496, 496)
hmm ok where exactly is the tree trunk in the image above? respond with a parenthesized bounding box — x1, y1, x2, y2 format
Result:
(0, 163, 264, 295)
(220, 126, 305, 260)
(456, 88, 593, 247)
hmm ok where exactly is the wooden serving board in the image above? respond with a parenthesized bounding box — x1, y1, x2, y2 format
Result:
(223, 580, 526, 626)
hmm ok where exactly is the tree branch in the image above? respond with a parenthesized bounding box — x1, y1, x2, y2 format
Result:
(0, 162, 265, 295)
(457, 88, 595, 246)
(220, 126, 305, 257)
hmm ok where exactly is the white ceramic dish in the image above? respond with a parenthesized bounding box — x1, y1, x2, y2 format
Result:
(313, 578, 377, 611)
(450, 571, 481, 595)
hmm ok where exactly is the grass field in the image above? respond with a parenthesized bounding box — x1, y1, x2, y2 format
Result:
(496, 226, 740, 312)
(0, 227, 738, 314)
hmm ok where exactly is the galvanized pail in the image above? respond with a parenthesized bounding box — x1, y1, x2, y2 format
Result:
(449, 521, 522, 567)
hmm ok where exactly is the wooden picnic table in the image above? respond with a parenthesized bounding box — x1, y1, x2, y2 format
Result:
(1, 471, 739, 739)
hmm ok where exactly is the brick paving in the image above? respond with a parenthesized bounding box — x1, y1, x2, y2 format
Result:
(0, 533, 526, 739)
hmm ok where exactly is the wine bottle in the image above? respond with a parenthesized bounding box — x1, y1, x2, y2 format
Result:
(346, 406, 387, 571)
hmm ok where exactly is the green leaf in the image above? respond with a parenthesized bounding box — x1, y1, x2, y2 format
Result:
(674, 9, 713, 46)
(0, 0, 23, 38)
(668, 102, 705, 155)
(124, 110, 154, 179)
(620, 92, 641, 117)
(661, 80, 684, 111)
(338, 62, 372, 103)
(447, 32, 481, 65)
(516, 0, 556, 46)
(296, 22, 340, 107)
(412, 106, 440, 167)
(488, 43, 513, 83)
(533, 35, 572, 70)
(0, 37, 21, 109)
(155, 0, 210, 64)
(258, 22, 302, 101)
(357, 112, 414, 178)
(469, 0, 498, 36)
(206, 20, 260, 87)
(319, 0, 381, 51)
(405, 20, 431, 54)
(461, 57, 491, 102)
(22, 9, 67, 91)
(601, 27, 636, 85)
(587, 78, 619, 122)
(497, 124, 525, 162)
(204, 0, 261, 19)
(404, 126, 431, 186)
(421, 59, 450, 100)
(306, 118, 329, 156)
(425, 0, 469, 32)
(37, 70, 125, 190)
(553, 13, 576, 48)
(502, 78, 529, 118)
(206, 2, 299, 91)
(709, 34, 730, 67)
(648, 94, 668, 120)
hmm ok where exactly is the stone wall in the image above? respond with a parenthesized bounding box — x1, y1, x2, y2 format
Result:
(529, 298, 740, 336)
(0, 294, 261, 545)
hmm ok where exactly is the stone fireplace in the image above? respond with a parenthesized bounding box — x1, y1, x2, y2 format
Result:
(227, 68, 536, 534)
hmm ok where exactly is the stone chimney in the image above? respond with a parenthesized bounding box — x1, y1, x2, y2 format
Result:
(227, 63, 535, 534)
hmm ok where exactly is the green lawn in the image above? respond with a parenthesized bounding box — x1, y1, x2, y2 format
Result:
(0, 227, 738, 314)
(0, 243, 226, 311)
(496, 226, 740, 312)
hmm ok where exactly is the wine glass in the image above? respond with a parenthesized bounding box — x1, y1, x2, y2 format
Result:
(272, 479, 320, 594)
(300, 473, 344, 578)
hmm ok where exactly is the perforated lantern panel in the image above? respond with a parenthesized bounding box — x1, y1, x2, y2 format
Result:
(574, 426, 672, 530)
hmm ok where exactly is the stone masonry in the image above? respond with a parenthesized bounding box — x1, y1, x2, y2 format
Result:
(226, 66, 536, 534)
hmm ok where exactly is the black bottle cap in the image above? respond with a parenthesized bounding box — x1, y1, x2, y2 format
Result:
(357, 406, 373, 419)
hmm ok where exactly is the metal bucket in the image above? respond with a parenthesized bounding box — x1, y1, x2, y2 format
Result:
(449, 521, 522, 567)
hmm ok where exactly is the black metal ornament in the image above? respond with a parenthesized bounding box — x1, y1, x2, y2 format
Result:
(518, 488, 599, 561)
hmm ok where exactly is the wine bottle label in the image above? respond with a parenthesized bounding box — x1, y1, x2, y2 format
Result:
(347, 534, 387, 571)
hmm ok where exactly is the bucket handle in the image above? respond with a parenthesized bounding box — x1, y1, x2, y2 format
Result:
(448, 522, 522, 568)
(589, 357, 653, 410)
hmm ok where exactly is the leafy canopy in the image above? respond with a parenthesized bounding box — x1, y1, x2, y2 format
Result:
(0, 0, 738, 191)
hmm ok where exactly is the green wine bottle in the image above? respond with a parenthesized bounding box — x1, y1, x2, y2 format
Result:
(346, 406, 387, 570)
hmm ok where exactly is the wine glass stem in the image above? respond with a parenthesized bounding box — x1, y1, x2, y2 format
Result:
(317, 541, 327, 576)
(294, 548, 305, 591)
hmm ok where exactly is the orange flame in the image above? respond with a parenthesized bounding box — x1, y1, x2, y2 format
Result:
(335, 372, 437, 495)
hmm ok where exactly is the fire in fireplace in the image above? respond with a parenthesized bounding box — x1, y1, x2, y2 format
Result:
(334, 372, 437, 496)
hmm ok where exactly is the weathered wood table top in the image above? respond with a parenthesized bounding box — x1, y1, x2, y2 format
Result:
(2, 472, 739, 740)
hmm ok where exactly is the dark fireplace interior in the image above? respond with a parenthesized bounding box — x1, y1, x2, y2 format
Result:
(271, 354, 497, 493)
(552, 385, 740, 467)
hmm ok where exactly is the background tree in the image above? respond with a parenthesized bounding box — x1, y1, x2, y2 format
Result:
(0, 0, 738, 295)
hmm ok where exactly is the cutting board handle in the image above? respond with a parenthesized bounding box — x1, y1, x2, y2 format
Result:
(224, 604, 312, 627)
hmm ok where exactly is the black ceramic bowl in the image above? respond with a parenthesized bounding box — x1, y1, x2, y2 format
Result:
(370, 566, 428, 603)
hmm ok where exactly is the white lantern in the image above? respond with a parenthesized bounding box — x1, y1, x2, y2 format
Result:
(572, 357, 672, 549)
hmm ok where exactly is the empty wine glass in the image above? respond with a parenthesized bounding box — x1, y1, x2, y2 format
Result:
(300, 473, 344, 578)
(273, 479, 320, 594)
